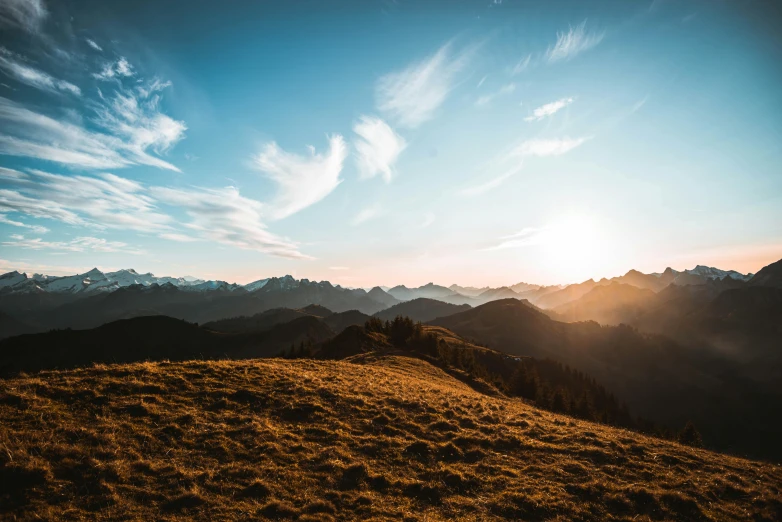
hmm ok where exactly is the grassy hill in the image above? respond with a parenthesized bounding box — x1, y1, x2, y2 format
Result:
(2, 356, 780, 521)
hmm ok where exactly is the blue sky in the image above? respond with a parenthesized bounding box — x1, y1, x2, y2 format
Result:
(0, 0, 780, 286)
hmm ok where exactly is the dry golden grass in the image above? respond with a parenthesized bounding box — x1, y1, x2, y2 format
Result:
(1, 355, 780, 521)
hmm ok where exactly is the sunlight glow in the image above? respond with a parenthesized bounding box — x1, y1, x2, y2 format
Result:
(540, 215, 617, 283)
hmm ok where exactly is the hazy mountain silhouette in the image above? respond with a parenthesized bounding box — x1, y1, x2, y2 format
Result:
(430, 298, 782, 460)
(553, 282, 658, 325)
(534, 278, 609, 309)
(0, 315, 334, 376)
(387, 283, 455, 301)
(373, 298, 471, 322)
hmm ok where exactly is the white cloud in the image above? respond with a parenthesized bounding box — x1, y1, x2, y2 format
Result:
(484, 226, 549, 251)
(376, 41, 474, 128)
(461, 136, 588, 199)
(0, 90, 184, 171)
(137, 78, 171, 99)
(351, 205, 382, 226)
(254, 134, 347, 220)
(475, 83, 516, 107)
(0, 48, 81, 96)
(3, 234, 145, 254)
(85, 38, 103, 52)
(94, 87, 187, 159)
(524, 97, 574, 122)
(546, 21, 604, 63)
(352, 115, 406, 183)
(0, 213, 49, 233)
(508, 54, 531, 76)
(151, 186, 311, 260)
(509, 137, 588, 158)
(0, 168, 172, 232)
(0, 188, 87, 226)
(158, 232, 199, 243)
(93, 57, 135, 81)
(460, 165, 523, 197)
(0, 167, 310, 259)
(0, 0, 47, 33)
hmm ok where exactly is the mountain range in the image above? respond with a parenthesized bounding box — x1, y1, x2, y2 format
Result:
(0, 256, 781, 466)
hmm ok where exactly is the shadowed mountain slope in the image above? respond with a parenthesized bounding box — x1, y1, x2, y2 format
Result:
(553, 282, 659, 325)
(1, 357, 780, 521)
(0, 315, 334, 376)
(0, 311, 41, 340)
(749, 258, 782, 288)
(534, 279, 608, 309)
(373, 298, 471, 323)
(430, 299, 782, 460)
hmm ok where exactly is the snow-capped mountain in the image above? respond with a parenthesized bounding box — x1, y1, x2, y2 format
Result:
(181, 280, 243, 292)
(245, 278, 271, 292)
(0, 263, 754, 298)
(683, 265, 752, 282)
(0, 268, 208, 295)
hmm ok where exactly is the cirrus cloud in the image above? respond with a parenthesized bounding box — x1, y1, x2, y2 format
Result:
(546, 21, 604, 63)
(254, 134, 347, 220)
(524, 97, 574, 122)
(352, 115, 406, 183)
(377, 41, 475, 128)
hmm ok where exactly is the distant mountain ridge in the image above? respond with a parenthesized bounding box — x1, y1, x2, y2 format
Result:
(0, 261, 764, 338)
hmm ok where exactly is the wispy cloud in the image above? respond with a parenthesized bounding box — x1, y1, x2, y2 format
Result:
(460, 165, 523, 197)
(508, 137, 588, 158)
(151, 186, 311, 260)
(476, 83, 516, 107)
(351, 204, 382, 226)
(158, 232, 199, 243)
(93, 57, 134, 80)
(484, 226, 549, 251)
(0, 213, 49, 233)
(0, 168, 171, 232)
(420, 212, 435, 228)
(94, 83, 187, 160)
(0, 0, 47, 33)
(85, 38, 102, 52)
(329, 266, 349, 270)
(3, 234, 145, 254)
(524, 97, 574, 122)
(462, 136, 588, 198)
(352, 115, 406, 183)
(508, 54, 532, 76)
(0, 80, 185, 171)
(546, 21, 604, 63)
(376, 41, 475, 128)
(0, 167, 310, 259)
(254, 135, 347, 220)
(0, 48, 80, 95)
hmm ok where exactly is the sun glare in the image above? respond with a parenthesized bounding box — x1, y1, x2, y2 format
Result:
(540, 215, 615, 283)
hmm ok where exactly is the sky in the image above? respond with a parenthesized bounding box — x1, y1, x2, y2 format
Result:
(0, 0, 781, 287)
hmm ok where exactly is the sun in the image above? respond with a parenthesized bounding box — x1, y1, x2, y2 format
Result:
(540, 214, 615, 283)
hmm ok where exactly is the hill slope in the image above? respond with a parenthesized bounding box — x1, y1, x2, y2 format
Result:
(0, 315, 334, 375)
(373, 298, 470, 322)
(430, 299, 782, 460)
(2, 357, 780, 521)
